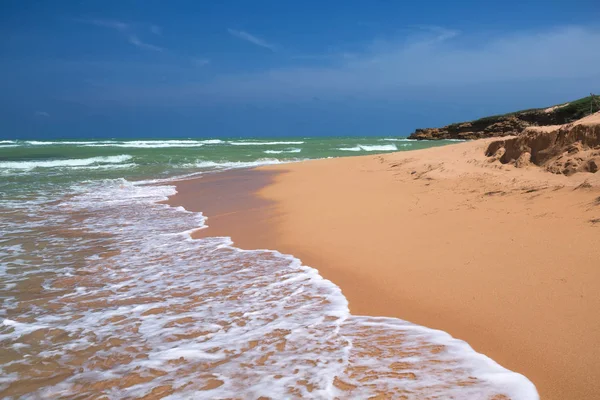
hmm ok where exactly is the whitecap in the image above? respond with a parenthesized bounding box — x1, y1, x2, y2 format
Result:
(24, 140, 115, 145)
(264, 148, 302, 154)
(197, 139, 225, 145)
(0, 155, 132, 170)
(194, 158, 292, 170)
(86, 140, 206, 148)
(337, 144, 398, 152)
(228, 141, 305, 146)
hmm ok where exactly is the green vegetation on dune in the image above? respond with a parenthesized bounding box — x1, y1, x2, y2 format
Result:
(410, 93, 599, 140)
(472, 95, 598, 125)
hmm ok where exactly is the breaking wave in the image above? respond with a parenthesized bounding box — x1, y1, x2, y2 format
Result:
(0, 155, 133, 170)
(228, 141, 305, 146)
(264, 149, 302, 154)
(337, 144, 398, 152)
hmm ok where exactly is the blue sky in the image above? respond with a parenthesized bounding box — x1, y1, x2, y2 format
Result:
(1, 1, 600, 139)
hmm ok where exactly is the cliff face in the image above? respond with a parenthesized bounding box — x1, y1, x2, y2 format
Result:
(485, 112, 600, 176)
(410, 116, 530, 140)
(408, 95, 598, 140)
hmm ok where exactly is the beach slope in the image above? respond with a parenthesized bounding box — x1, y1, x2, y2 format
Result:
(169, 135, 600, 400)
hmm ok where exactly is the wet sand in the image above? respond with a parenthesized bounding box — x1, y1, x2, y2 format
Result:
(168, 138, 600, 400)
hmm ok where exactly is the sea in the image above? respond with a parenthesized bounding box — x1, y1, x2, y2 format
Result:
(0, 138, 538, 399)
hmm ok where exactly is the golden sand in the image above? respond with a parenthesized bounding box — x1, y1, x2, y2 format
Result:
(169, 138, 600, 399)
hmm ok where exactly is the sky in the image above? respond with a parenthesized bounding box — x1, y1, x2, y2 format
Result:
(1, 0, 600, 139)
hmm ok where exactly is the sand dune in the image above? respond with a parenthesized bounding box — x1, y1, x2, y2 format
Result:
(488, 111, 600, 175)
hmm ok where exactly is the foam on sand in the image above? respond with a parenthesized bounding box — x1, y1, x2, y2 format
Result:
(0, 174, 538, 399)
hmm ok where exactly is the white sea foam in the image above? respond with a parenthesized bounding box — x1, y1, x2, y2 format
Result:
(69, 163, 138, 171)
(228, 141, 305, 146)
(20, 140, 225, 148)
(0, 155, 132, 170)
(24, 140, 115, 145)
(86, 140, 207, 148)
(197, 139, 225, 144)
(338, 144, 398, 151)
(0, 172, 538, 399)
(380, 138, 415, 141)
(263, 148, 302, 154)
(194, 158, 291, 170)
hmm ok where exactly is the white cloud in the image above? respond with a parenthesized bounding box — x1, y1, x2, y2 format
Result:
(193, 58, 210, 67)
(35, 111, 50, 117)
(204, 26, 600, 99)
(128, 35, 163, 51)
(227, 29, 277, 51)
(71, 25, 600, 106)
(77, 18, 162, 51)
(79, 18, 129, 31)
(411, 25, 459, 43)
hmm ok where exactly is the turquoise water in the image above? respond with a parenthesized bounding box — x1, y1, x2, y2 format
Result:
(0, 137, 454, 198)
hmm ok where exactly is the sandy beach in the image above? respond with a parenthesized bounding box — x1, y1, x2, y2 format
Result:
(169, 137, 600, 400)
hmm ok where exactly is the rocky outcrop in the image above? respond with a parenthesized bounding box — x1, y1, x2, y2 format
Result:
(485, 113, 600, 176)
(408, 95, 598, 140)
(410, 116, 530, 140)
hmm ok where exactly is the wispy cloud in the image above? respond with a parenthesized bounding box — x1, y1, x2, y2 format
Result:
(77, 18, 163, 51)
(79, 18, 129, 32)
(205, 26, 600, 100)
(192, 58, 210, 67)
(128, 35, 163, 51)
(70, 26, 600, 107)
(35, 111, 50, 117)
(412, 25, 459, 43)
(227, 29, 277, 51)
(150, 25, 162, 35)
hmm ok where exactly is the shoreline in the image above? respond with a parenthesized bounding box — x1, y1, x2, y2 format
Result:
(168, 139, 600, 400)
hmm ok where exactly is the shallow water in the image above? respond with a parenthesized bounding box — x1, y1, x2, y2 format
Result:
(0, 138, 538, 399)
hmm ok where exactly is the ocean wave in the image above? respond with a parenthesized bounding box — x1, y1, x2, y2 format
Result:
(69, 163, 138, 170)
(380, 138, 414, 142)
(228, 141, 305, 146)
(85, 140, 208, 148)
(20, 140, 225, 148)
(0, 155, 132, 170)
(337, 144, 398, 152)
(193, 158, 291, 170)
(197, 139, 225, 145)
(0, 140, 16, 144)
(24, 140, 115, 145)
(263, 148, 302, 154)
